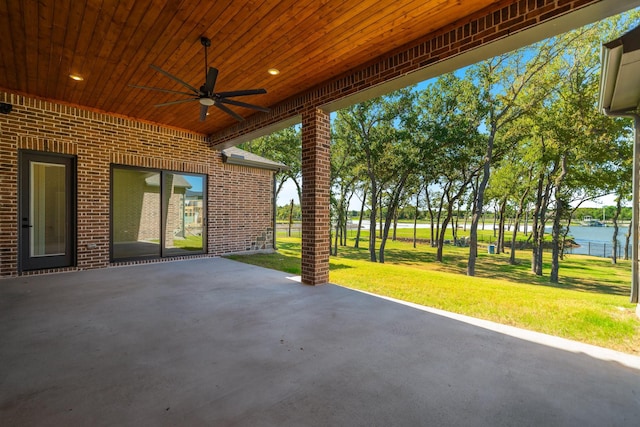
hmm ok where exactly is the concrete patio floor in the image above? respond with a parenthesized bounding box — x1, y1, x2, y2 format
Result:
(1, 258, 639, 426)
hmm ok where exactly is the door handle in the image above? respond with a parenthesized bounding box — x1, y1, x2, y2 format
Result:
(22, 224, 32, 228)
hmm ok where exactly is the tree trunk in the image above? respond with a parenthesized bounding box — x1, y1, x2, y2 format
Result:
(379, 174, 409, 264)
(434, 187, 447, 248)
(468, 130, 495, 277)
(333, 218, 340, 256)
(333, 196, 344, 256)
(549, 195, 563, 283)
(454, 204, 460, 244)
(413, 189, 420, 248)
(463, 205, 469, 231)
(531, 175, 543, 275)
(288, 199, 294, 237)
(451, 211, 458, 245)
(509, 213, 521, 265)
(470, 180, 479, 259)
(550, 155, 567, 284)
(531, 169, 553, 276)
(369, 182, 378, 262)
(436, 213, 452, 262)
(509, 186, 530, 265)
(355, 187, 367, 249)
(497, 197, 507, 254)
(392, 209, 398, 241)
(612, 195, 622, 264)
(492, 203, 498, 238)
(293, 179, 302, 206)
(534, 181, 552, 277)
(379, 191, 383, 239)
(342, 206, 347, 246)
(425, 187, 435, 246)
(624, 227, 631, 260)
(343, 189, 355, 246)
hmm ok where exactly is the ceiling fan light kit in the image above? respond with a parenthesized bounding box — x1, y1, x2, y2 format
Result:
(130, 36, 269, 122)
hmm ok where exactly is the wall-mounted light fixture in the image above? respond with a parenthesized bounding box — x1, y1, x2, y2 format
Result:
(0, 102, 12, 114)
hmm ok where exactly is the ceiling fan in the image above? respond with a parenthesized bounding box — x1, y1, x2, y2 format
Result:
(130, 36, 270, 122)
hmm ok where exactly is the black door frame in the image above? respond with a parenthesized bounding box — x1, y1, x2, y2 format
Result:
(110, 165, 207, 262)
(18, 150, 76, 271)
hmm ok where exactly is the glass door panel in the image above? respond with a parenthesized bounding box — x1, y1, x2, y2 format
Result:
(162, 173, 204, 256)
(112, 168, 161, 260)
(30, 162, 67, 257)
(19, 152, 75, 271)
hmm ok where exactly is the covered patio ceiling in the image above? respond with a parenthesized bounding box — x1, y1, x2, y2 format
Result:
(1, 0, 637, 139)
(0, 0, 503, 135)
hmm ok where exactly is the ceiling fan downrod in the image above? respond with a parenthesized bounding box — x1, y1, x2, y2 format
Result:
(200, 36, 211, 83)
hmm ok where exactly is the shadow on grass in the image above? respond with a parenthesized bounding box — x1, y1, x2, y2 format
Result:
(233, 237, 630, 298)
(329, 263, 353, 271)
(333, 243, 630, 297)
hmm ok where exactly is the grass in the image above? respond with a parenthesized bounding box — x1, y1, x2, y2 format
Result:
(152, 235, 204, 251)
(227, 235, 640, 355)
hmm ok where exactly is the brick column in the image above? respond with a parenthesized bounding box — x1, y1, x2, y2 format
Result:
(301, 107, 330, 285)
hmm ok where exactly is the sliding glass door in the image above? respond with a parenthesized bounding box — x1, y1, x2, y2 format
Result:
(111, 166, 205, 261)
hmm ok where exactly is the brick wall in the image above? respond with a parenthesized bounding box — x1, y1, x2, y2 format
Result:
(211, 163, 274, 253)
(0, 91, 275, 277)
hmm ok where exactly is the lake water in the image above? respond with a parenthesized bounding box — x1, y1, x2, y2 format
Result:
(561, 225, 630, 257)
(351, 220, 629, 258)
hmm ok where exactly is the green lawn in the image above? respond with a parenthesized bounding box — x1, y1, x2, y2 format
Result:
(152, 235, 204, 251)
(227, 236, 639, 355)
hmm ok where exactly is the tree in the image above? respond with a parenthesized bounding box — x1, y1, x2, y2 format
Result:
(241, 126, 302, 202)
(466, 35, 571, 276)
(335, 89, 414, 262)
(533, 17, 637, 282)
(331, 118, 364, 255)
(416, 73, 484, 262)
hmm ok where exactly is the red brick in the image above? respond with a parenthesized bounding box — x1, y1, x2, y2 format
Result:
(0, 92, 277, 277)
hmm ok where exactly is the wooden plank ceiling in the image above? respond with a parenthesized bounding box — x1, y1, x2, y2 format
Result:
(0, 0, 502, 136)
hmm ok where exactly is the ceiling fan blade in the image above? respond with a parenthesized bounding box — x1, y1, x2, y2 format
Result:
(216, 88, 267, 98)
(150, 64, 200, 94)
(215, 102, 245, 122)
(219, 98, 270, 113)
(204, 67, 218, 94)
(154, 98, 199, 107)
(200, 104, 209, 122)
(128, 84, 196, 97)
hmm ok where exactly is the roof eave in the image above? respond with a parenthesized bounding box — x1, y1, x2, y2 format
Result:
(599, 25, 640, 114)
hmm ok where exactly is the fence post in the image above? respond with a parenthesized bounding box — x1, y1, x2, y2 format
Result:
(588, 241, 591, 256)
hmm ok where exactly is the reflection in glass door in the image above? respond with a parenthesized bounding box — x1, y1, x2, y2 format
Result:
(20, 152, 75, 270)
(163, 173, 204, 256)
(31, 162, 66, 257)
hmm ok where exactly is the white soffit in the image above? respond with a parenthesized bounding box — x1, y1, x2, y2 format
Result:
(610, 49, 640, 111)
(600, 25, 640, 113)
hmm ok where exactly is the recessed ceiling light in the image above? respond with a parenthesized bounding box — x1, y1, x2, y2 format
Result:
(268, 68, 280, 76)
(69, 74, 84, 81)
